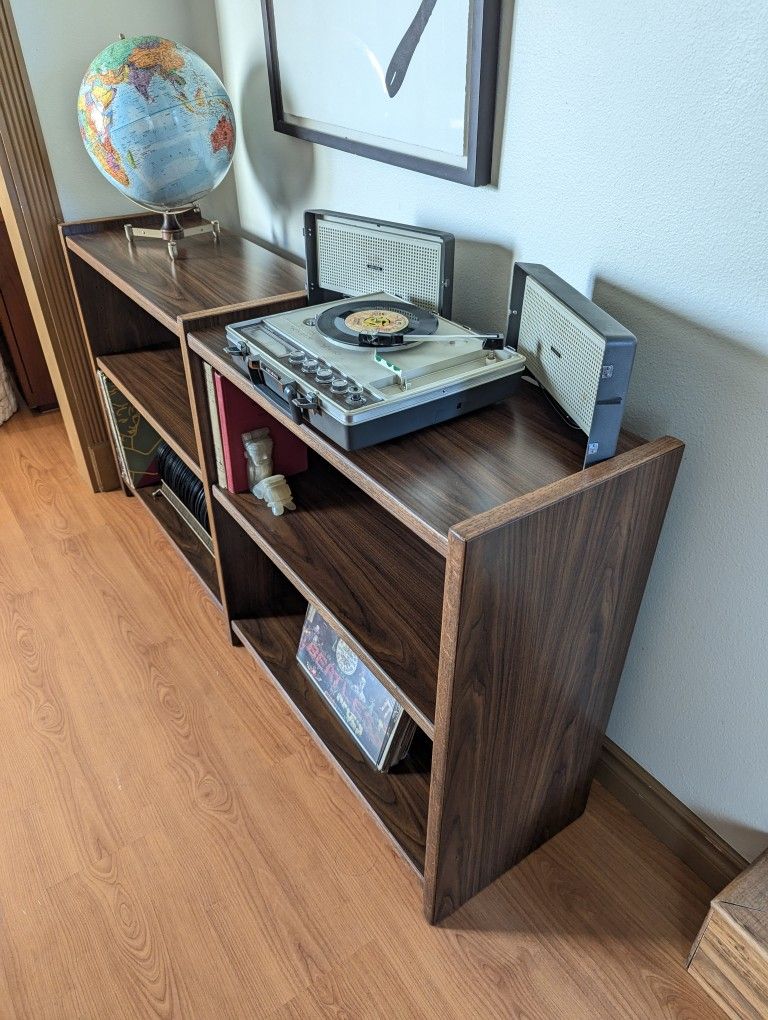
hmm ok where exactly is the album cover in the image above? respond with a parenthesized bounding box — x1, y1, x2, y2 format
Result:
(296, 606, 415, 771)
(97, 371, 160, 488)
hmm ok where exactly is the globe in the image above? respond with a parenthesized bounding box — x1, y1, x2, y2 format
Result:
(77, 35, 235, 212)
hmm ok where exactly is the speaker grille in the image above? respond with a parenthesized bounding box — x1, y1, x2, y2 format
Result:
(518, 277, 605, 432)
(316, 219, 443, 312)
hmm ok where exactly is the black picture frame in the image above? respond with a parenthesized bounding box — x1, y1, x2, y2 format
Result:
(260, 0, 501, 187)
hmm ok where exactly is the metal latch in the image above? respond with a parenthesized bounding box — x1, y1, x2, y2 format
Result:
(246, 357, 265, 385)
(282, 384, 319, 425)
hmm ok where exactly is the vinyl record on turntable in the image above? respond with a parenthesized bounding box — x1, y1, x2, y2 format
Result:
(315, 299, 438, 349)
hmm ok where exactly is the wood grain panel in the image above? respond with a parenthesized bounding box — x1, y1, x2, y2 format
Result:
(209, 491, 304, 643)
(97, 348, 199, 476)
(688, 849, 768, 1018)
(189, 328, 642, 554)
(65, 219, 306, 335)
(213, 453, 444, 732)
(689, 905, 768, 1019)
(67, 252, 179, 358)
(424, 437, 684, 922)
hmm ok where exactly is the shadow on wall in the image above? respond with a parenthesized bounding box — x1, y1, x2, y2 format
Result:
(451, 239, 514, 331)
(698, 815, 767, 868)
(489, 0, 516, 189)
(593, 279, 768, 864)
(239, 62, 315, 252)
(592, 277, 768, 491)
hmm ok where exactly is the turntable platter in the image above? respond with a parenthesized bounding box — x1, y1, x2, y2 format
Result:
(316, 298, 438, 350)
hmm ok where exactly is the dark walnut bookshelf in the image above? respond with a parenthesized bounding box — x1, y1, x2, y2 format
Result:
(61, 211, 305, 607)
(63, 212, 684, 923)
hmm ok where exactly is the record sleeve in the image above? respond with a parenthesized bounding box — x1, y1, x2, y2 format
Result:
(296, 606, 416, 771)
(97, 371, 160, 488)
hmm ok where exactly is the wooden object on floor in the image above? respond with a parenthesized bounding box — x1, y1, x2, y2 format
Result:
(0, 408, 728, 1018)
(597, 737, 748, 893)
(60, 213, 306, 606)
(188, 327, 684, 923)
(0, 212, 55, 409)
(688, 849, 768, 1019)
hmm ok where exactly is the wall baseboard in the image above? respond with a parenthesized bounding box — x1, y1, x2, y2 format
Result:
(596, 737, 748, 893)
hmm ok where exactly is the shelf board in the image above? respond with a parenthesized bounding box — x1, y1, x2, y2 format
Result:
(65, 216, 306, 336)
(189, 328, 643, 555)
(233, 612, 431, 874)
(213, 456, 444, 734)
(134, 485, 220, 604)
(97, 348, 201, 478)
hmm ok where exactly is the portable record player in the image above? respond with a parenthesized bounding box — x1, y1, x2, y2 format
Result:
(225, 210, 526, 450)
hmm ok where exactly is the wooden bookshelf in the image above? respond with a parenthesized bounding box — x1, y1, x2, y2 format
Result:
(97, 348, 200, 476)
(63, 210, 306, 337)
(61, 212, 685, 923)
(188, 325, 684, 924)
(212, 454, 444, 734)
(60, 211, 306, 602)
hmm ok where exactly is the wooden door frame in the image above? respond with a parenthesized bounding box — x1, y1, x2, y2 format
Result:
(0, 0, 117, 490)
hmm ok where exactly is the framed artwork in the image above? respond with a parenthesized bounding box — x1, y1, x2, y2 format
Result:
(260, 0, 501, 186)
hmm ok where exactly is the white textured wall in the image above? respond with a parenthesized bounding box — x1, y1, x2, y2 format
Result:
(210, 0, 768, 860)
(11, 0, 239, 225)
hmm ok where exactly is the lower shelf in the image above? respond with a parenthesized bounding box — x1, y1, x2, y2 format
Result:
(134, 485, 220, 604)
(232, 611, 431, 875)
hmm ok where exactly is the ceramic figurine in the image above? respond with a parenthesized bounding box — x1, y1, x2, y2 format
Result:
(243, 427, 295, 515)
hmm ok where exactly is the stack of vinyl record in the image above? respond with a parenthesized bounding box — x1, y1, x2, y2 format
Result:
(156, 442, 209, 531)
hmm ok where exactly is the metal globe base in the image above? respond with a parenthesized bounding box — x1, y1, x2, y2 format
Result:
(124, 207, 220, 261)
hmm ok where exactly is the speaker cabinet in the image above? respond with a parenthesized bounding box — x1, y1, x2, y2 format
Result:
(507, 263, 636, 466)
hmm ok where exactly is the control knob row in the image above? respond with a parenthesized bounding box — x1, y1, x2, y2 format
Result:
(286, 350, 365, 404)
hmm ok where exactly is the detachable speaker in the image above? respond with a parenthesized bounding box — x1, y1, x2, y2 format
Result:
(506, 263, 636, 467)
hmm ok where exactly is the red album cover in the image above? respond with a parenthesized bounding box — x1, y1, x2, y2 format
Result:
(213, 371, 307, 492)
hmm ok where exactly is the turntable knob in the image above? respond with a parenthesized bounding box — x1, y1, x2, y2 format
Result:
(345, 383, 365, 406)
(301, 356, 319, 374)
(316, 365, 334, 383)
(287, 351, 304, 367)
(330, 375, 349, 393)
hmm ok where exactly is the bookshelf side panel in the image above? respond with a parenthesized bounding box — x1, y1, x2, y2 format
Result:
(424, 439, 683, 923)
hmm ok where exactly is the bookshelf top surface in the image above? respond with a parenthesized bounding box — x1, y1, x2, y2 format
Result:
(190, 327, 643, 554)
(63, 214, 306, 333)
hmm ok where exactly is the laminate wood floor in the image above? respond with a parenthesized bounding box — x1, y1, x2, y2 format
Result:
(0, 409, 725, 1019)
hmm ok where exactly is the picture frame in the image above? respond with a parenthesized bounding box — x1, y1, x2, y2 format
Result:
(260, 0, 501, 186)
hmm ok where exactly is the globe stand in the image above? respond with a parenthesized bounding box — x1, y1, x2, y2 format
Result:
(124, 208, 221, 261)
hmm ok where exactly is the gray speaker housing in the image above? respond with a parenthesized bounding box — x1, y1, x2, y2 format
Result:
(303, 209, 455, 316)
(506, 263, 636, 467)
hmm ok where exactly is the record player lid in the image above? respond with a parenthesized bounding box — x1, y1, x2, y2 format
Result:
(304, 209, 455, 317)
